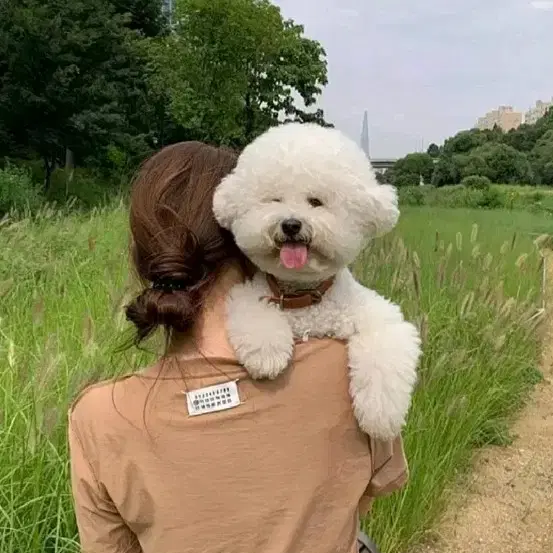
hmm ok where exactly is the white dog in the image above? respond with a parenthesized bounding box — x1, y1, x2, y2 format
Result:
(213, 123, 421, 439)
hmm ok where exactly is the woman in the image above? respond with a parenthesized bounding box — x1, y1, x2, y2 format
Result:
(68, 141, 408, 553)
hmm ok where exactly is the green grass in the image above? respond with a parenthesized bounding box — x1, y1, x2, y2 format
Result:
(0, 204, 548, 552)
(358, 207, 547, 551)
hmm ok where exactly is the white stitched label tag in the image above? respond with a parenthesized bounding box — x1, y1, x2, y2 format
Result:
(185, 380, 241, 417)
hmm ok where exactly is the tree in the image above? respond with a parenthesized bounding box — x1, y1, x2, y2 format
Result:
(390, 153, 434, 187)
(431, 157, 460, 187)
(110, 0, 167, 37)
(529, 129, 553, 185)
(503, 124, 542, 153)
(150, 0, 330, 147)
(454, 153, 489, 179)
(442, 129, 494, 156)
(471, 143, 532, 184)
(427, 143, 440, 158)
(375, 171, 391, 185)
(103, 0, 170, 167)
(503, 108, 553, 154)
(244, 17, 329, 140)
(0, 0, 152, 188)
(285, 108, 334, 127)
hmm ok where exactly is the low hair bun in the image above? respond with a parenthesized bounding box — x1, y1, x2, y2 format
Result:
(125, 286, 202, 344)
(126, 229, 214, 342)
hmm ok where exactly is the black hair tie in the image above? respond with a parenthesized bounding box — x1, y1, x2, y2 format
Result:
(151, 279, 190, 292)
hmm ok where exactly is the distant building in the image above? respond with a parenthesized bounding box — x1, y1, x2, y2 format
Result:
(475, 105, 523, 132)
(524, 97, 553, 125)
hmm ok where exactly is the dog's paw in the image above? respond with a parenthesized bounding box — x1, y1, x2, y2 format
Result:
(225, 280, 295, 380)
(351, 392, 405, 440)
(235, 343, 293, 380)
(348, 321, 421, 440)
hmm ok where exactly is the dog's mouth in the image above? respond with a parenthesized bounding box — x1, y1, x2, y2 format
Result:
(276, 239, 310, 270)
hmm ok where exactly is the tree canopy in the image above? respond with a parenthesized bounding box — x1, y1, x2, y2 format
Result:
(147, 0, 330, 147)
(0, 0, 330, 196)
(387, 108, 553, 188)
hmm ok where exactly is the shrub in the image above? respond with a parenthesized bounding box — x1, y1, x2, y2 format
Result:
(9, 158, 47, 184)
(461, 175, 492, 190)
(399, 186, 426, 206)
(531, 191, 544, 203)
(398, 184, 511, 211)
(47, 167, 124, 208)
(477, 186, 503, 209)
(394, 172, 421, 188)
(0, 164, 44, 215)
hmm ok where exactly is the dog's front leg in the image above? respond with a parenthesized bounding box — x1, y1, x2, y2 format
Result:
(225, 282, 294, 380)
(347, 291, 421, 440)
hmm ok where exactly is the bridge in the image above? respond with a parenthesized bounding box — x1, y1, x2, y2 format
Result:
(369, 158, 397, 173)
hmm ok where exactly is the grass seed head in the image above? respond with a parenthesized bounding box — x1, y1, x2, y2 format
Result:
(456, 232, 463, 251)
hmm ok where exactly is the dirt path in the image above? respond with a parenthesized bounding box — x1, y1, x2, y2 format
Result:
(414, 253, 553, 553)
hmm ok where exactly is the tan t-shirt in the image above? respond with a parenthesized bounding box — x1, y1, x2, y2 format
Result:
(68, 338, 408, 553)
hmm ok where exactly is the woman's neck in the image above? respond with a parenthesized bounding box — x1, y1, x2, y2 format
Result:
(168, 263, 245, 360)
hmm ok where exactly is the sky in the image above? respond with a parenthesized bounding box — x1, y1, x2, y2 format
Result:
(273, 0, 553, 158)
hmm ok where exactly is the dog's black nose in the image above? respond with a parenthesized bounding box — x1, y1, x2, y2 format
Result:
(281, 218, 302, 237)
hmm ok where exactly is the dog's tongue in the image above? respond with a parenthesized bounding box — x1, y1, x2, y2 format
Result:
(280, 243, 308, 269)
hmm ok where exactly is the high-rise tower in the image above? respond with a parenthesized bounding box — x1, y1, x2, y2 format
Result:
(360, 110, 370, 158)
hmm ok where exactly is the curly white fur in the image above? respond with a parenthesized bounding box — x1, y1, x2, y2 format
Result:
(213, 123, 421, 439)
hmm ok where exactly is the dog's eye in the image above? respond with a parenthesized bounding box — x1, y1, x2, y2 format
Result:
(308, 198, 323, 208)
(271, 198, 282, 203)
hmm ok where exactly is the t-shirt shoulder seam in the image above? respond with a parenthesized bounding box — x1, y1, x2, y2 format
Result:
(68, 373, 138, 417)
(67, 413, 103, 487)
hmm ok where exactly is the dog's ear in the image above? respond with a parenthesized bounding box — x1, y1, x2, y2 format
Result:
(362, 183, 400, 238)
(212, 173, 240, 230)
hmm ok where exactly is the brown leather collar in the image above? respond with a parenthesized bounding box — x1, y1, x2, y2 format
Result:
(263, 273, 335, 310)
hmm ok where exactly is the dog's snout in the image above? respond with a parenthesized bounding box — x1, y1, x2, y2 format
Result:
(281, 218, 302, 237)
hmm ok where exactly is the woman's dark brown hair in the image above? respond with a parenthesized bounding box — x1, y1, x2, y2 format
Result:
(125, 141, 247, 346)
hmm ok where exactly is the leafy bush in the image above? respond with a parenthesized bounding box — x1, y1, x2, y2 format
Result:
(0, 164, 44, 214)
(398, 183, 553, 214)
(400, 186, 426, 206)
(399, 185, 510, 210)
(47, 167, 126, 208)
(393, 172, 421, 188)
(531, 191, 544, 202)
(461, 175, 492, 190)
(9, 158, 47, 185)
(477, 186, 502, 208)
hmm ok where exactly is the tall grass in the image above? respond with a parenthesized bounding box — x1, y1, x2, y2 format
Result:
(0, 204, 547, 552)
(358, 209, 546, 552)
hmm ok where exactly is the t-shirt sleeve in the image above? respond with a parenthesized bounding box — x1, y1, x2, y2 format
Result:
(67, 411, 143, 553)
(359, 435, 409, 515)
